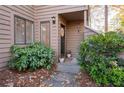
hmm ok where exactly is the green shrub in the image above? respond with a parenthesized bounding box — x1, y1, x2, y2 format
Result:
(78, 31, 124, 86)
(9, 42, 54, 71)
(108, 67, 124, 86)
(117, 58, 124, 67)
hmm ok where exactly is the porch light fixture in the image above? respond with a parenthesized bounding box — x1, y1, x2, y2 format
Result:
(51, 16, 56, 24)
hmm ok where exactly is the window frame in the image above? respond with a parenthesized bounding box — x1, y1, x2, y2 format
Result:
(40, 21, 51, 47)
(14, 15, 34, 45)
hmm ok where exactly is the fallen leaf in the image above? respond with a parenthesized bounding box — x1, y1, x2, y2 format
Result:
(40, 76, 44, 79)
(49, 84, 53, 87)
(61, 82, 65, 85)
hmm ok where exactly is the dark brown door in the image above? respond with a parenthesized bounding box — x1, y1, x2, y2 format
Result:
(61, 24, 65, 56)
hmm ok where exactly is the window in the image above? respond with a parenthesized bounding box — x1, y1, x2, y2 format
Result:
(89, 5, 105, 32)
(41, 21, 50, 47)
(14, 16, 34, 44)
(108, 6, 122, 31)
(26, 20, 34, 43)
(89, 5, 124, 32)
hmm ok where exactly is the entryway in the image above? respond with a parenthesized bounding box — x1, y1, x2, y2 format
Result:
(58, 10, 84, 58)
(50, 11, 85, 86)
(39, 10, 95, 87)
(60, 24, 66, 57)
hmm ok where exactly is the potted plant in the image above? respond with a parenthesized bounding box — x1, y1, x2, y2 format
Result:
(59, 54, 65, 63)
(66, 50, 72, 58)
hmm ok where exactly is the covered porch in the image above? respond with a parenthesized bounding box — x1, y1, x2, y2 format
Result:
(58, 10, 88, 58)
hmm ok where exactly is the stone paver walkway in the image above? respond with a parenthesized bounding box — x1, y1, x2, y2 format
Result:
(42, 58, 80, 87)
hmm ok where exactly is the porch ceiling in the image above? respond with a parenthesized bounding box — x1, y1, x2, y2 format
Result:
(60, 11, 84, 21)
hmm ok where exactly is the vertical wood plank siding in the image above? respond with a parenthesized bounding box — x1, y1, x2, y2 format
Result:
(0, 5, 34, 70)
(66, 21, 84, 57)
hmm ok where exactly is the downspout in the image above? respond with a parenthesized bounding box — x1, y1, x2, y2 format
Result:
(87, 5, 90, 26)
(84, 10, 88, 26)
(105, 5, 108, 32)
(83, 10, 88, 41)
(83, 6, 89, 41)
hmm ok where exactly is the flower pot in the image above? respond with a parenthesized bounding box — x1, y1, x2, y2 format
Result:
(66, 50, 72, 58)
(59, 58, 65, 63)
(67, 54, 71, 58)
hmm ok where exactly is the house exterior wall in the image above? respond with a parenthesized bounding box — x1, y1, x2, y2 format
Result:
(0, 5, 34, 70)
(0, 5, 88, 70)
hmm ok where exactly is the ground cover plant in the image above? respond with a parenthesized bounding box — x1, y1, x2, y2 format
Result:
(9, 42, 54, 71)
(78, 31, 124, 86)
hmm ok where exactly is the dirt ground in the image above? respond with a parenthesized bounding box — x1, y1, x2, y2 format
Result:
(0, 65, 56, 87)
(0, 65, 96, 87)
(75, 71, 97, 87)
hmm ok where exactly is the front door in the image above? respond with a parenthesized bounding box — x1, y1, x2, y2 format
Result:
(60, 24, 65, 57)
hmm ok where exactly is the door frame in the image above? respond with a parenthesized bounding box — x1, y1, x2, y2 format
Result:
(60, 23, 66, 57)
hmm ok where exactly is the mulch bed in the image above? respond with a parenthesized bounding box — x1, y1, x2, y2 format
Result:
(0, 64, 56, 87)
(75, 71, 97, 87)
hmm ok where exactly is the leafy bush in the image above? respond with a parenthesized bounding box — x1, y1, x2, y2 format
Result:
(117, 58, 124, 67)
(78, 31, 124, 86)
(9, 42, 54, 71)
(108, 67, 124, 86)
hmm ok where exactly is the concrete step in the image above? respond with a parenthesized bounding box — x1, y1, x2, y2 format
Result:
(57, 64, 80, 74)
(57, 58, 80, 74)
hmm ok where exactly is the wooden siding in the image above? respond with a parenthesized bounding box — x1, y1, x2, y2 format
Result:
(66, 21, 84, 57)
(34, 5, 87, 57)
(0, 5, 34, 70)
(83, 26, 99, 39)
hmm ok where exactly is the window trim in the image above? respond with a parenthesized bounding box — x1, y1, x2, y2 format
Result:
(14, 15, 34, 45)
(40, 21, 51, 47)
(25, 20, 34, 44)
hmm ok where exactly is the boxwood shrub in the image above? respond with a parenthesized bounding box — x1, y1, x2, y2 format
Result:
(78, 31, 124, 86)
(9, 42, 54, 71)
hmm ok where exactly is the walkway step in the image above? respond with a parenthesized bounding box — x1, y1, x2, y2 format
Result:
(57, 58, 80, 74)
(43, 72, 79, 87)
(42, 58, 80, 87)
(57, 64, 80, 74)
